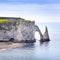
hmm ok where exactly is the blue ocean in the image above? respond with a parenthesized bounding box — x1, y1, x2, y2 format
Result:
(0, 23, 60, 60)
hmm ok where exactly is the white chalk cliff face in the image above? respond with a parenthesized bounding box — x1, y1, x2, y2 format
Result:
(16, 21, 35, 42)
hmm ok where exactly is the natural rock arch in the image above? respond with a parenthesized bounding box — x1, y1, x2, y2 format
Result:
(35, 25, 43, 40)
(35, 25, 50, 42)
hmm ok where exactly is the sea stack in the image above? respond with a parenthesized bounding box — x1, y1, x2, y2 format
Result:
(40, 26, 50, 42)
(43, 26, 50, 41)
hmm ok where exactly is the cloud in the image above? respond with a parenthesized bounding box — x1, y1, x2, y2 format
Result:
(0, 3, 60, 23)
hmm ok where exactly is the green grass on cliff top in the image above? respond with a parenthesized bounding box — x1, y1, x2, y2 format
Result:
(0, 19, 14, 23)
(0, 19, 34, 23)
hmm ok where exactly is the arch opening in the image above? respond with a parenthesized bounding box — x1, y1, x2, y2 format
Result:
(35, 31, 40, 41)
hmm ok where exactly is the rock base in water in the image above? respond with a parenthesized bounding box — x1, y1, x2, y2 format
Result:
(40, 39, 50, 42)
(25, 39, 36, 43)
(14, 39, 36, 43)
(40, 26, 50, 42)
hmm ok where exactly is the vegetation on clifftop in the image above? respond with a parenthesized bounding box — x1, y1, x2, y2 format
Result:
(0, 17, 34, 23)
(0, 19, 15, 23)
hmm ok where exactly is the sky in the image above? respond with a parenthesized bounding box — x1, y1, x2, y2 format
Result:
(0, 0, 60, 22)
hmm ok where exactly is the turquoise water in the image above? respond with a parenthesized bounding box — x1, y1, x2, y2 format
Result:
(0, 23, 60, 60)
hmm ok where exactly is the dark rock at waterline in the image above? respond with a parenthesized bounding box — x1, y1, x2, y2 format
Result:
(9, 38, 14, 42)
(25, 39, 36, 43)
(13, 39, 36, 43)
(40, 26, 50, 42)
(40, 39, 50, 42)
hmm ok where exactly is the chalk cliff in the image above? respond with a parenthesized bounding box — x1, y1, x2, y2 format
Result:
(0, 17, 50, 43)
